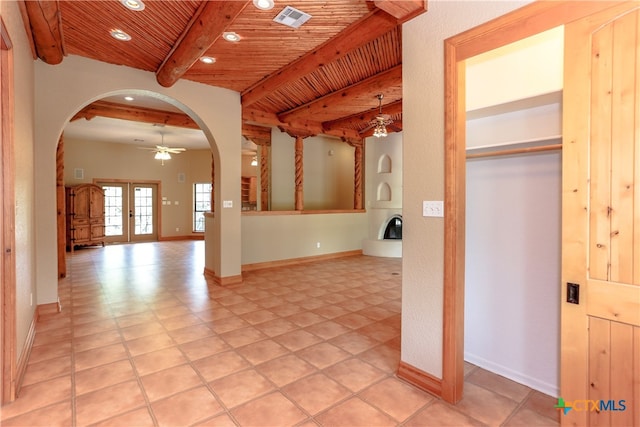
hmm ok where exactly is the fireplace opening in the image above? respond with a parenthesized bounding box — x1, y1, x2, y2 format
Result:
(383, 215, 402, 240)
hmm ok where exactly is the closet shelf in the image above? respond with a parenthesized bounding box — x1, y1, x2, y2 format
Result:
(466, 91, 562, 120)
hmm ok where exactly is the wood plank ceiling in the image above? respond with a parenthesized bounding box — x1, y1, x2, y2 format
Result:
(20, 0, 426, 142)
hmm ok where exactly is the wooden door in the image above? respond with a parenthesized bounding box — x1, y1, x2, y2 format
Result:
(88, 185, 105, 241)
(562, 3, 640, 426)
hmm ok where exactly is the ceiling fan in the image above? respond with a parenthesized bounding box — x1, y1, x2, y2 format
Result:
(138, 133, 186, 165)
(361, 94, 394, 138)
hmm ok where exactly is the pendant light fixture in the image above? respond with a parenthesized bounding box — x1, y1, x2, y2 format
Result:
(370, 94, 392, 138)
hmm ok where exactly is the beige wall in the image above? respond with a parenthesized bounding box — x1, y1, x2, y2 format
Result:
(1, 1, 38, 361)
(241, 213, 367, 265)
(35, 55, 242, 302)
(64, 138, 212, 237)
(271, 130, 355, 210)
(402, 0, 531, 378)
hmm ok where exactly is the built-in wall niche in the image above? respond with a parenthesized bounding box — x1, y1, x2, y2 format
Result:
(378, 154, 392, 173)
(376, 182, 391, 202)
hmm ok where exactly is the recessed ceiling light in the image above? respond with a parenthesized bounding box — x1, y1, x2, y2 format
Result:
(253, 0, 274, 10)
(124, 96, 134, 101)
(199, 56, 216, 64)
(120, 0, 145, 11)
(110, 29, 131, 41)
(222, 32, 241, 42)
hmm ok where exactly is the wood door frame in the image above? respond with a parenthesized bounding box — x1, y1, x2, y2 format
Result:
(442, 0, 629, 404)
(1, 17, 16, 404)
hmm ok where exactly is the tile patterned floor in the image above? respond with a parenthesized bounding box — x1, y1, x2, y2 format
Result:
(0, 241, 560, 426)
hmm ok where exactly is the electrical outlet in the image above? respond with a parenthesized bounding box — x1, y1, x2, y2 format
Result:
(223, 200, 233, 208)
(316, 242, 320, 248)
(423, 201, 444, 217)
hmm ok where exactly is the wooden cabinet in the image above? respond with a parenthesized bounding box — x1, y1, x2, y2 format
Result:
(66, 184, 105, 251)
(241, 176, 257, 210)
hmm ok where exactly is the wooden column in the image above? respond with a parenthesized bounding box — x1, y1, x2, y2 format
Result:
(294, 136, 304, 211)
(242, 124, 272, 211)
(278, 126, 314, 211)
(345, 138, 365, 210)
(56, 135, 66, 278)
(353, 141, 364, 210)
(257, 143, 270, 210)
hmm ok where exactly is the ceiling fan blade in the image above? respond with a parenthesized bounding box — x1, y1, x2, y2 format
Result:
(165, 148, 186, 153)
(359, 122, 376, 134)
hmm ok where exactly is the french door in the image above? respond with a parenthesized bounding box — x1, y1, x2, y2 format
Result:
(99, 182, 158, 243)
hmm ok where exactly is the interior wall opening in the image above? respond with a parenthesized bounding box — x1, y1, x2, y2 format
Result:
(463, 27, 563, 398)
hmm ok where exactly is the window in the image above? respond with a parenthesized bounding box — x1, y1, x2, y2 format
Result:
(193, 183, 212, 232)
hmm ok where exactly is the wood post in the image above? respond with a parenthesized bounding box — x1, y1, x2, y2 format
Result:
(353, 142, 364, 210)
(258, 144, 270, 210)
(294, 136, 304, 211)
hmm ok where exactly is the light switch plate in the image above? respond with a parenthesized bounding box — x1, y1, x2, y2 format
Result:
(223, 200, 233, 208)
(423, 200, 444, 217)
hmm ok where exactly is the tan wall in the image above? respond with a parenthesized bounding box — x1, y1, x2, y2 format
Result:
(1, 1, 38, 361)
(271, 131, 354, 210)
(241, 212, 367, 265)
(402, 0, 532, 379)
(64, 138, 212, 237)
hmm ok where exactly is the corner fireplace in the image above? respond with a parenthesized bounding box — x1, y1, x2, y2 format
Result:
(383, 215, 402, 240)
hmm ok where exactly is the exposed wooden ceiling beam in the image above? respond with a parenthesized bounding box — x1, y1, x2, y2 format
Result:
(373, 0, 427, 22)
(243, 108, 362, 141)
(23, 0, 64, 64)
(156, 1, 250, 88)
(277, 65, 402, 123)
(242, 123, 271, 145)
(71, 101, 199, 129)
(323, 100, 402, 132)
(241, 9, 398, 108)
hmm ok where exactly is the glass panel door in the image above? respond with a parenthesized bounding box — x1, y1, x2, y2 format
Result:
(130, 184, 157, 242)
(100, 183, 128, 243)
(98, 182, 158, 243)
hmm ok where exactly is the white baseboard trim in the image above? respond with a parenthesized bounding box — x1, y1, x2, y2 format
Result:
(464, 352, 558, 398)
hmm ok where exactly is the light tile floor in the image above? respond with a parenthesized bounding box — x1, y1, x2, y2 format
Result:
(0, 241, 560, 426)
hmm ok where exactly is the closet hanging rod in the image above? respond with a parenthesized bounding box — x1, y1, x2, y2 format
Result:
(466, 143, 562, 160)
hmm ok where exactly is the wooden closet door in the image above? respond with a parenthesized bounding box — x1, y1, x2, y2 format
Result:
(562, 3, 640, 426)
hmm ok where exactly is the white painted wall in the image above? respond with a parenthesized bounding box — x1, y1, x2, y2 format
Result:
(363, 132, 403, 258)
(402, 0, 533, 379)
(1, 0, 38, 361)
(466, 152, 561, 396)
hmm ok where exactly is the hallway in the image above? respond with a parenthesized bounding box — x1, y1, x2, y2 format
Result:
(0, 241, 558, 426)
